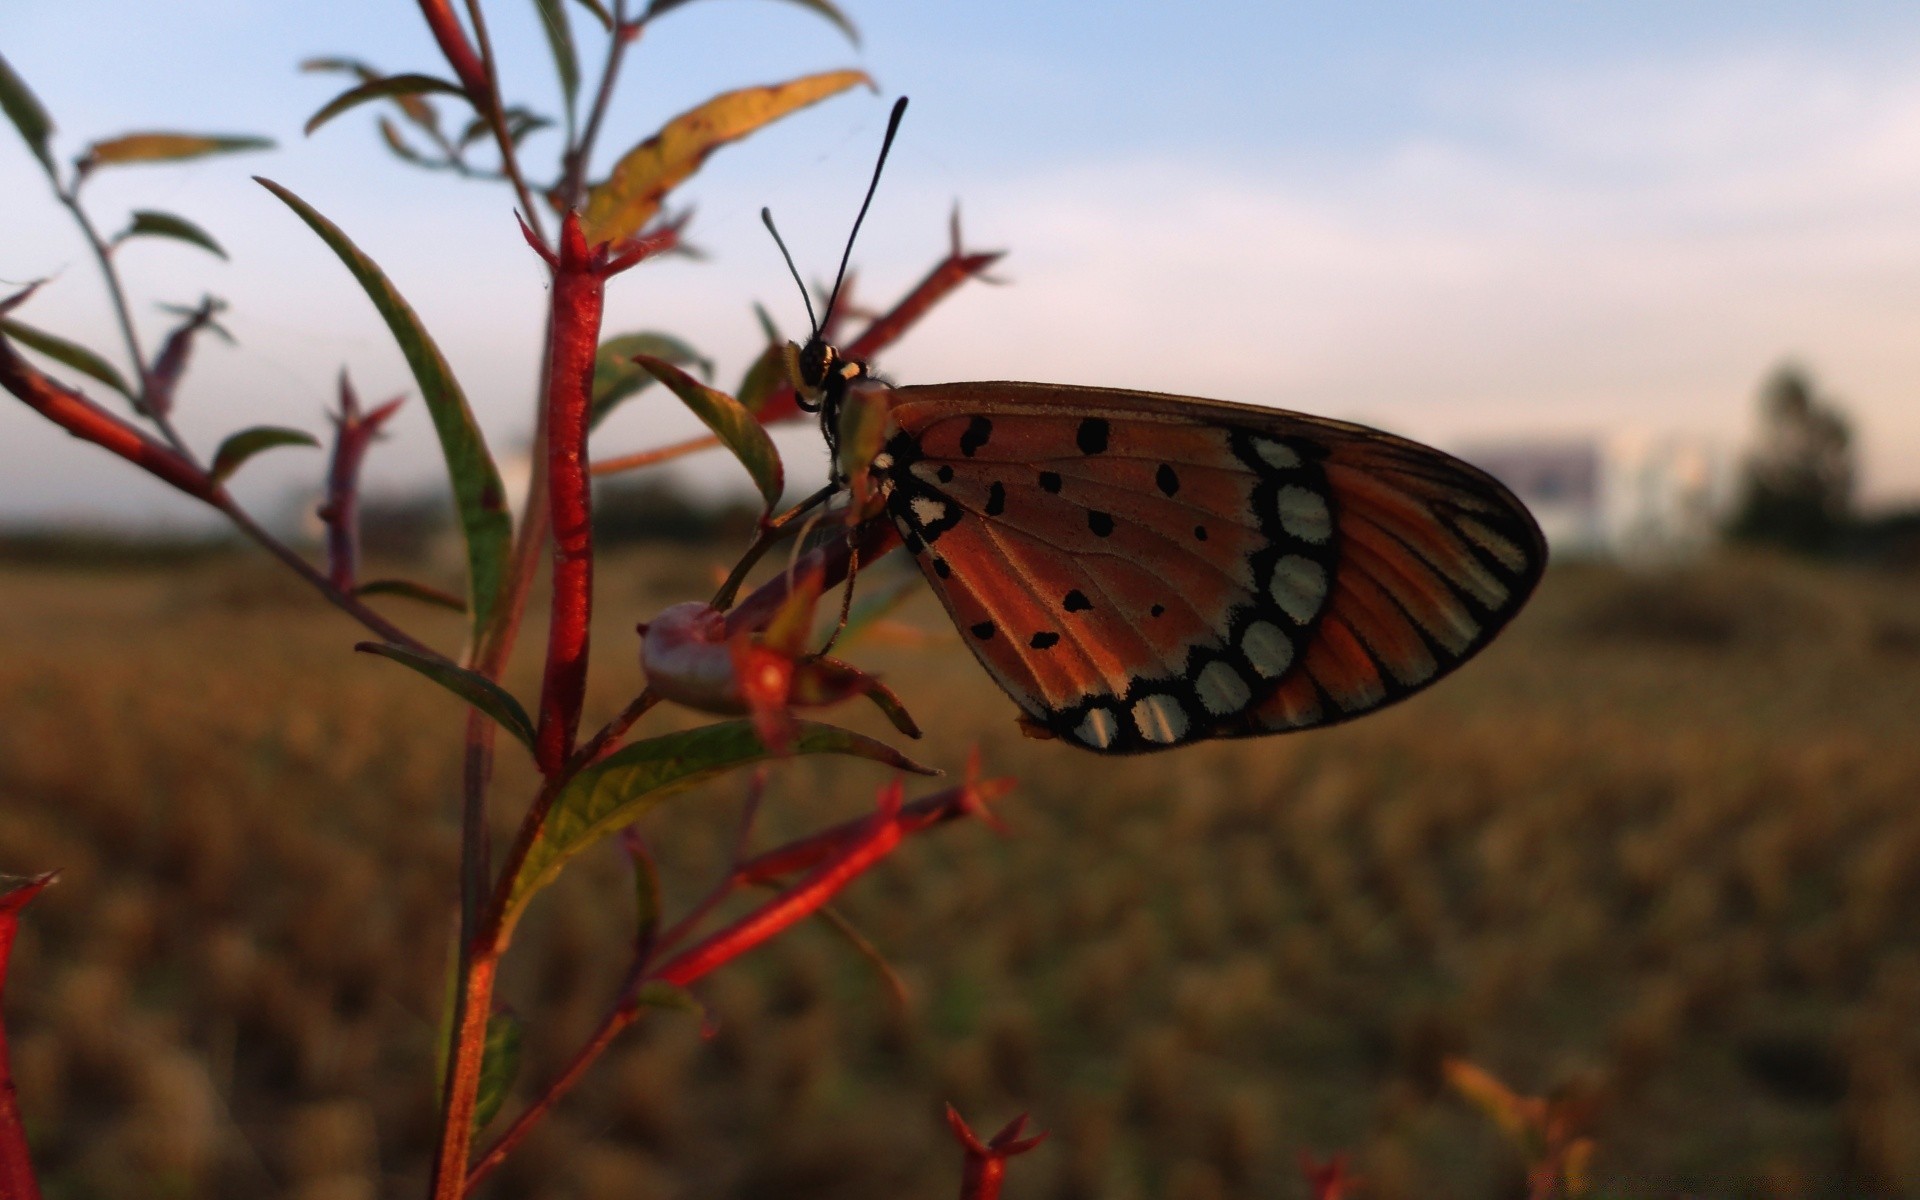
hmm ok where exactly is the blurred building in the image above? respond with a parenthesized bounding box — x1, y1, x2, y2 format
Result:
(1461, 435, 1726, 561)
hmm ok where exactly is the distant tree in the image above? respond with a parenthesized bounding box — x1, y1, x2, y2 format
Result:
(1725, 364, 1855, 554)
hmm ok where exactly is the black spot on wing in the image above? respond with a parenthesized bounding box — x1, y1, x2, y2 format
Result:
(1150, 604, 1166, 618)
(936, 464, 954, 483)
(970, 620, 996, 641)
(1193, 525, 1208, 542)
(1156, 464, 1180, 496)
(960, 417, 993, 457)
(1088, 511, 1115, 538)
(1039, 471, 1063, 493)
(1030, 631, 1060, 649)
(1063, 589, 1093, 612)
(985, 481, 1006, 516)
(933, 557, 951, 579)
(1077, 418, 1109, 454)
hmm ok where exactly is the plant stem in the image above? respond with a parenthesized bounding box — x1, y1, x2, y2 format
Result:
(560, 0, 635, 209)
(464, 991, 633, 1191)
(464, 0, 548, 244)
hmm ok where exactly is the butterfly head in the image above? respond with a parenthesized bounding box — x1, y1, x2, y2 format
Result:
(762, 97, 909, 479)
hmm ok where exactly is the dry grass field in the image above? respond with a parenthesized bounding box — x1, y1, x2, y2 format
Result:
(3, 544, 1920, 1199)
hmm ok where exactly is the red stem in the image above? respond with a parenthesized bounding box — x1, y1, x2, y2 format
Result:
(0, 337, 212, 499)
(414, 0, 491, 102)
(0, 875, 56, 1200)
(534, 214, 605, 775)
(466, 786, 930, 1189)
(655, 786, 904, 986)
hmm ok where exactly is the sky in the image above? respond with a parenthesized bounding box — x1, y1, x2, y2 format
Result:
(5, 1, 1920, 529)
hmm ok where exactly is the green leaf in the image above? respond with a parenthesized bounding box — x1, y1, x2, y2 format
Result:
(303, 57, 440, 131)
(355, 641, 536, 753)
(80, 132, 274, 169)
(0, 53, 56, 176)
(208, 425, 319, 485)
(119, 210, 227, 259)
(471, 1009, 524, 1134)
(501, 720, 932, 934)
(734, 341, 786, 414)
(626, 834, 662, 951)
(305, 74, 466, 136)
(355, 578, 467, 612)
(642, 0, 859, 46)
(590, 332, 712, 428)
(632, 981, 703, 1018)
(0, 319, 135, 400)
(570, 0, 615, 31)
(582, 69, 871, 245)
(377, 117, 437, 166)
(532, 0, 581, 120)
(259, 179, 512, 646)
(634, 355, 783, 511)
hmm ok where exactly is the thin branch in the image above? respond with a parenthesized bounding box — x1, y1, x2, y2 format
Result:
(463, 0, 548, 246)
(560, 0, 636, 209)
(589, 430, 722, 477)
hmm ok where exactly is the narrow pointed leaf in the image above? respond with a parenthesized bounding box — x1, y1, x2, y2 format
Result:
(259, 179, 512, 643)
(303, 58, 440, 130)
(80, 132, 274, 169)
(582, 69, 871, 245)
(532, 0, 581, 116)
(355, 578, 467, 612)
(119, 210, 227, 259)
(735, 341, 786, 414)
(591, 332, 711, 428)
(0, 319, 134, 400)
(305, 75, 465, 136)
(502, 719, 932, 932)
(570, 0, 615, 31)
(0, 53, 56, 176)
(471, 1010, 524, 1134)
(208, 425, 319, 485)
(634, 354, 783, 510)
(356, 641, 536, 753)
(622, 831, 662, 951)
(642, 0, 859, 46)
(378, 118, 437, 166)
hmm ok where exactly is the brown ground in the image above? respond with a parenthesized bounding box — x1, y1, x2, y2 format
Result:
(3, 546, 1920, 1199)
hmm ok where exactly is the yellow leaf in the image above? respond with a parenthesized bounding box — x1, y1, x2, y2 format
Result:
(582, 70, 871, 245)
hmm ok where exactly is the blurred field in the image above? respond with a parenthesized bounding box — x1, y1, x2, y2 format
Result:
(4, 545, 1920, 1199)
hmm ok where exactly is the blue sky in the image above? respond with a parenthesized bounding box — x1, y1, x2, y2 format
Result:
(6, 1, 1920, 526)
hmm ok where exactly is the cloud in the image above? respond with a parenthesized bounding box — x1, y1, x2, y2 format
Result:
(877, 48, 1920, 504)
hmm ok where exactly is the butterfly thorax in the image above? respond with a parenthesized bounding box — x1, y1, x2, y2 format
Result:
(793, 335, 879, 481)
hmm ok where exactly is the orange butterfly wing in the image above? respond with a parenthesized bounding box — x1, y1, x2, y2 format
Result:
(870, 382, 1546, 755)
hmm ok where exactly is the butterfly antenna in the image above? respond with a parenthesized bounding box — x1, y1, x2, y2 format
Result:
(821, 95, 909, 331)
(761, 206, 819, 336)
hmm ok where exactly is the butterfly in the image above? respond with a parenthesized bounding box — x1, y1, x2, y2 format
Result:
(771, 100, 1546, 755)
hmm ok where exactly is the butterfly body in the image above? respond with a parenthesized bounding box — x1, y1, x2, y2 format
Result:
(848, 380, 1546, 755)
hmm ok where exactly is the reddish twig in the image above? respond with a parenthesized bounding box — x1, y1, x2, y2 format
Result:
(414, 0, 490, 107)
(0, 873, 58, 1200)
(0, 336, 213, 499)
(947, 1107, 1048, 1200)
(1301, 1151, 1361, 1200)
(320, 371, 406, 592)
(465, 775, 1009, 1190)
